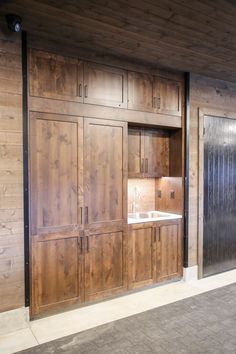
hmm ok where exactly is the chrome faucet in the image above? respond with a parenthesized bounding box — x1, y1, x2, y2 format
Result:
(132, 187, 141, 213)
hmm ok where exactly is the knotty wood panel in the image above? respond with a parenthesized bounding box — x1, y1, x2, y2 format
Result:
(154, 78, 181, 116)
(84, 62, 127, 108)
(144, 129, 169, 177)
(32, 236, 82, 313)
(84, 231, 126, 300)
(128, 225, 156, 288)
(157, 223, 182, 281)
(128, 71, 153, 112)
(203, 115, 236, 276)
(155, 177, 183, 215)
(0, 26, 24, 313)
(83, 118, 127, 231)
(30, 112, 80, 235)
(30, 49, 83, 102)
(128, 127, 144, 178)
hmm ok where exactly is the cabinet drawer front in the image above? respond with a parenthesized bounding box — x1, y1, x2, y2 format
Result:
(84, 62, 127, 108)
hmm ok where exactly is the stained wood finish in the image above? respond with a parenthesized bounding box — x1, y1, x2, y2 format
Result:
(32, 236, 82, 313)
(144, 129, 169, 177)
(128, 71, 153, 112)
(83, 118, 127, 231)
(128, 127, 169, 178)
(128, 225, 156, 288)
(84, 231, 126, 300)
(30, 49, 83, 102)
(30, 112, 83, 316)
(157, 223, 182, 282)
(2, 0, 236, 82)
(154, 77, 181, 116)
(84, 62, 127, 108)
(0, 28, 24, 312)
(203, 115, 236, 277)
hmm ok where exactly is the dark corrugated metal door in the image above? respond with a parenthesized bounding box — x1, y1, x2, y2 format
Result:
(203, 115, 236, 277)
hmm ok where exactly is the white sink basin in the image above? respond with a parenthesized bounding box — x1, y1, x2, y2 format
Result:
(128, 210, 182, 224)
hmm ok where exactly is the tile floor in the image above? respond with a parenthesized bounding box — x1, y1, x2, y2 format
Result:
(0, 269, 236, 354)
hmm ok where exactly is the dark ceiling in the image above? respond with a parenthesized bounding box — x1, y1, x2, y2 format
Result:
(1, 0, 236, 81)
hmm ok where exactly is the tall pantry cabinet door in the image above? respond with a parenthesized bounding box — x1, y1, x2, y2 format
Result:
(84, 62, 127, 108)
(83, 118, 128, 300)
(30, 112, 84, 317)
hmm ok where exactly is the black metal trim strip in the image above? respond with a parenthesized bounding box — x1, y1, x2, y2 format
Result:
(22, 31, 30, 307)
(184, 72, 190, 268)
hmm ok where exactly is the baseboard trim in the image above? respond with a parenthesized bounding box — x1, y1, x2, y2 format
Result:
(0, 307, 29, 336)
(183, 265, 199, 282)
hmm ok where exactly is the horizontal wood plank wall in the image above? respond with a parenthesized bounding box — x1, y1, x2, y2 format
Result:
(189, 73, 236, 267)
(0, 26, 24, 312)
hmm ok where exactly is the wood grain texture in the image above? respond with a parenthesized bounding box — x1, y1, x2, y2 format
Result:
(0, 27, 24, 313)
(2, 0, 236, 81)
(128, 179, 156, 213)
(155, 177, 183, 214)
(157, 222, 182, 282)
(189, 74, 236, 269)
(128, 225, 156, 288)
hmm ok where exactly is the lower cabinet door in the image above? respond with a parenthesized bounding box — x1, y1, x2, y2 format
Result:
(84, 231, 127, 301)
(157, 223, 182, 282)
(128, 225, 156, 289)
(31, 235, 83, 317)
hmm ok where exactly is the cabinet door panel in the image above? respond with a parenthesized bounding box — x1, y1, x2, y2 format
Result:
(30, 49, 83, 102)
(85, 231, 126, 300)
(84, 62, 127, 108)
(84, 118, 127, 229)
(128, 71, 153, 112)
(30, 112, 81, 235)
(32, 236, 82, 315)
(30, 112, 83, 316)
(154, 77, 181, 116)
(128, 128, 144, 177)
(157, 223, 182, 281)
(128, 226, 156, 288)
(144, 129, 169, 177)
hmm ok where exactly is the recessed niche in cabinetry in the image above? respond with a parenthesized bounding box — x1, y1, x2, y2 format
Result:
(128, 126, 182, 178)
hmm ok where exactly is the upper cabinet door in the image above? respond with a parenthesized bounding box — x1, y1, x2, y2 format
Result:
(84, 62, 127, 108)
(128, 71, 154, 112)
(128, 127, 145, 178)
(153, 77, 182, 116)
(84, 118, 127, 231)
(144, 129, 170, 177)
(30, 49, 83, 102)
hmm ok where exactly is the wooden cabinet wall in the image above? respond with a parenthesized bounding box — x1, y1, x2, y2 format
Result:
(30, 113, 127, 316)
(128, 220, 182, 289)
(29, 48, 184, 317)
(30, 49, 182, 118)
(128, 71, 182, 116)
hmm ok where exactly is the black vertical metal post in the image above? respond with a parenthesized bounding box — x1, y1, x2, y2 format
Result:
(22, 30, 30, 307)
(184, 72, 190, 268)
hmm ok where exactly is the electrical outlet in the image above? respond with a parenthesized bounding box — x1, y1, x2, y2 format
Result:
(157, 190, 162, 198)
(170, 190, 175, 199)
